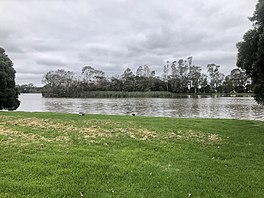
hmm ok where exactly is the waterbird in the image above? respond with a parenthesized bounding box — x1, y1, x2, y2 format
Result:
(79, 112, 85, 116)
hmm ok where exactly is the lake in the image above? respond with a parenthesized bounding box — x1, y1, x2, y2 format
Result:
(16, 93, 264, 121)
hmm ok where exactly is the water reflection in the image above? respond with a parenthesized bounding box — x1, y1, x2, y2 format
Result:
(16, 93, 264, 121)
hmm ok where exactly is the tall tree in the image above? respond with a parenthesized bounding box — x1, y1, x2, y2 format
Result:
(121, 68, 135, 91)
(171, 60, 178, 78)
(230, 68, 248, 92)
(169, 60, 180, 93)
(0, 48, 20, 110)
(163, 61, 170, 91)
(143, 65, 151, 78)
(187, 56, 193, 67)
(207, 64, 225, 92)
(42, 69, 75, 97)
(81, 66, 105, 83)
(178, 59, 189, 92)
(136, 66, 144, 77)
(237, 0, 264, 104)
(188, 65, 202, 93)
(136, 65, 151, 78)
(43, 69, 74, 88)
(199, 73, 208, 93)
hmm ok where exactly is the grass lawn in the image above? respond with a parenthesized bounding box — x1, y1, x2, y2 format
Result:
(0, 112, 263, 197)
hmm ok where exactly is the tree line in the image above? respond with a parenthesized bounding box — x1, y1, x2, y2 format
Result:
(42, 58, 251, 98)
(16, 83, 43, 93)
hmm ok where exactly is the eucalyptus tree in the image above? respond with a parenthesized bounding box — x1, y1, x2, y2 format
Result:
(136, 66, 144, 77)
(169, 58, 193, 93)
(121, 68, 135, 91)
(222, 75, 234, 93)
(134, 65, 154, 91)
(188, 65, 202, 93)
(109, 77, 123, 91)
(163, 61, 170, 91)
(81, 66, 105, 83)
(171, 60, 178, 78)
(43, 69, 74, 87)
(169, 60, 180, 93)
(230, 68, 248, 92)
(42, 69, 75, 96)
(136, 65, 151, 78)
(207, 64, 225, 92)
(177, 59, 189, 92)
(199, 73, 209, 93)
(187, 56, 193, 67)
(143, 65, 151, 78)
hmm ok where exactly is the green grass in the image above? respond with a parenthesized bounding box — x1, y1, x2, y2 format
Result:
(0, 112, 263, 197)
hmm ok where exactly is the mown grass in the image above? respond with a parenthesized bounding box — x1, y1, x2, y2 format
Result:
(0, 112, 263, 197)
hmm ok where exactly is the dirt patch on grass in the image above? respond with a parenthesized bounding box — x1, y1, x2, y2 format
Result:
(0, 125, 69, 144)
(0, 120, 70, 145)
(116, 128, 158, 140)
(7, 117, 160, 140)
(0, 116, 224, 145)
(166, 130, 222, 144)
(186, 130, 222, 144)
(1, 117, 158, 143)
(9, 118, 71, 131)
(0, 125, 15, 136)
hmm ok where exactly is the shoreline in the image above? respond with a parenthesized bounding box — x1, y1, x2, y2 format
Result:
(40, 91, 254, 98)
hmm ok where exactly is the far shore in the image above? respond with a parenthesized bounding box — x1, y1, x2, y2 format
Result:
(39, 91, 254, 98)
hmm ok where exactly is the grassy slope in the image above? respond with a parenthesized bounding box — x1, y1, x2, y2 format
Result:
(0, 112, 263, 197)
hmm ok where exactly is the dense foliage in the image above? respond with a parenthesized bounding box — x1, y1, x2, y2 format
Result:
(42, 59, 251, 98)
(0, 47, 20, 110)
(237, 0, 264, 105)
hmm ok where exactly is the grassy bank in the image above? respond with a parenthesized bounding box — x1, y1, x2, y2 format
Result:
(0, 112, 263, 197)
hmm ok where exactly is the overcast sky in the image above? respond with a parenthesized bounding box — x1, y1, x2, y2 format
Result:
(0, 0, 258, 86)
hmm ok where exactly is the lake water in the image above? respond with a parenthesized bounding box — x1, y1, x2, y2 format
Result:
(16, 93, 264, 121)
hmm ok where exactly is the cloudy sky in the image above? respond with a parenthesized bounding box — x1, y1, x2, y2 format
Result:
(0, 0, 258, 86)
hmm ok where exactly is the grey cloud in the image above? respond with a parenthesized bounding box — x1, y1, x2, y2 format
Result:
(36, 57, 67, 66)
(0, 30, 25, 53)
(0, 0, 259, 85)
(32, 41, 64, 52)
(1, 43, 24, 53)
(16, 73, 44, 85)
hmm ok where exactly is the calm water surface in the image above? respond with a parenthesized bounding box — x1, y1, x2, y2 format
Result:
(17, 93, 264, 121)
